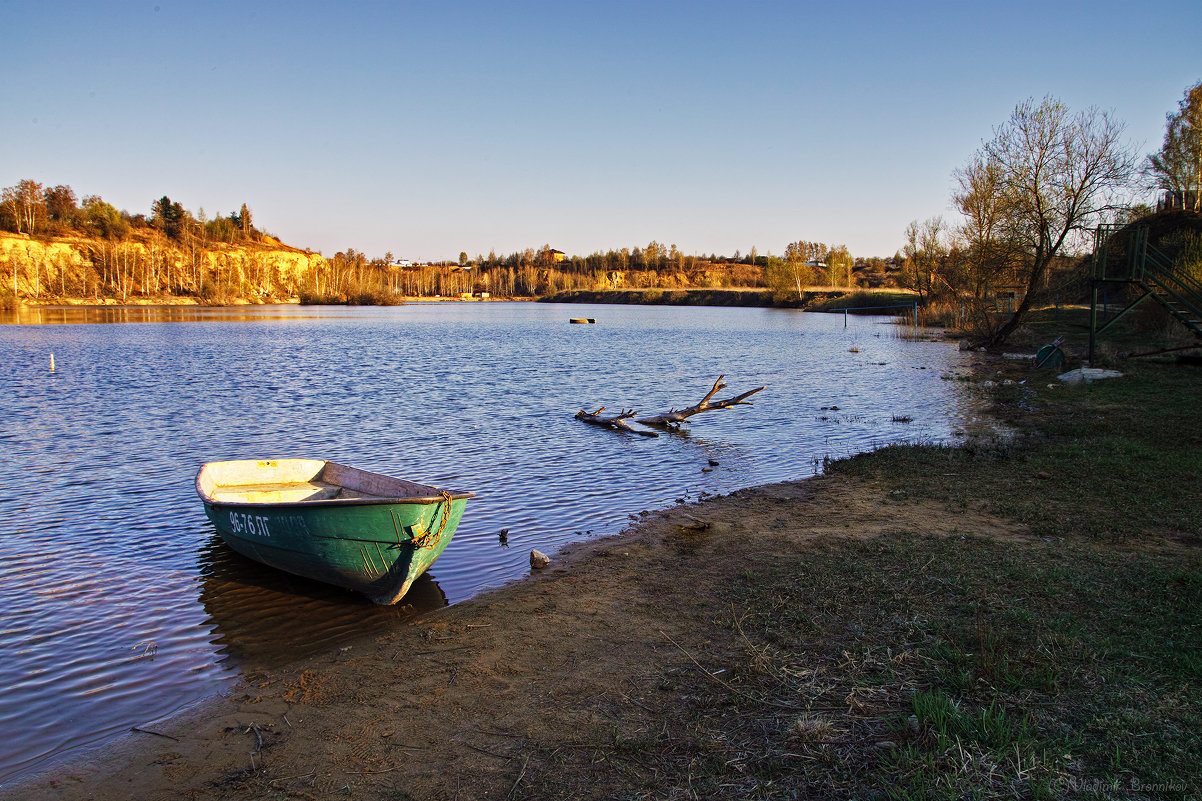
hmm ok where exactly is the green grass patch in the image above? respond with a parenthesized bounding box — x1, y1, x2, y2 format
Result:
(687, 533, 1200, 799)
(834, 360, 1202, 544)
(572, 359, 1201, 799)
(544, 288, 777, 307)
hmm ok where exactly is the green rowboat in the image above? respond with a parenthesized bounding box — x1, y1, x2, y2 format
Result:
(196, 459, 474, 605)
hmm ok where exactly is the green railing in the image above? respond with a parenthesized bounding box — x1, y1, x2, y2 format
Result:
(1142, 242, 1202, 326)
(1090, 225, 1202, 363)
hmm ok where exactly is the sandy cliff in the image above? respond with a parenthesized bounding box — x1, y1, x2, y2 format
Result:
(0, 232, 327, 303)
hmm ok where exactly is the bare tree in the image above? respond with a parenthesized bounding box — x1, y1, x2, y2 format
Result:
(900, 218, 948, 305)
(950, 156, 1029, 336)
(959, 97, 1136, 348)
(2, 179, 45, 234)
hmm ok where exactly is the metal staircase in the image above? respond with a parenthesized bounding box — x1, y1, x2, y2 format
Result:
(1139, 239, 1202, 336)
(1089, 224, 1202, 362)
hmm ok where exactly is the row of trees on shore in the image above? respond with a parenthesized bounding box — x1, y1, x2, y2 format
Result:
(0, 185, 310, 304)
(300, 242, 876, 303)
(0, 181, 872, 292)
(4, 80, 1199, 343)
(0, 184, 877, 304)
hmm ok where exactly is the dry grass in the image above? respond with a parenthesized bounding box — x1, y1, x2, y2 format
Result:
(508, 358, 1201, 800)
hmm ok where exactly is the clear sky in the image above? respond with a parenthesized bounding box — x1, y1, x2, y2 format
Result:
(3, 0, 1199, 262)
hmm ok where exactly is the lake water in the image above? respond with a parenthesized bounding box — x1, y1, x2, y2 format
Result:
(0, 302, 982, 783)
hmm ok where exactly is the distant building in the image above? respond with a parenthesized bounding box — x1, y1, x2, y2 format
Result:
(394, 258, 413, 267)
(550, 249, 566, 263)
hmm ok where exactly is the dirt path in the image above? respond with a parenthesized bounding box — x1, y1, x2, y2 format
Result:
(12, 472, 1020, 801)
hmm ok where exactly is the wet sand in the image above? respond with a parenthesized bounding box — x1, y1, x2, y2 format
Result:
(4, 467, 1022, 801)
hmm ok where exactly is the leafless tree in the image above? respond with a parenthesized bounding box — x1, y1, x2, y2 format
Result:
(957, 97, 1136, 348)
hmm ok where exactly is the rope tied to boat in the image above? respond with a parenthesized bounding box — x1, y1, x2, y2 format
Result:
(410, 491, 454, 550)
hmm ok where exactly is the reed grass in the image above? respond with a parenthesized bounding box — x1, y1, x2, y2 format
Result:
(297, 288, 403, 306)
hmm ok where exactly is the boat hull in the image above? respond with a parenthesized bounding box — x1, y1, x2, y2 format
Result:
(203, 496, 469, 605)
(196, 459, 472, 605)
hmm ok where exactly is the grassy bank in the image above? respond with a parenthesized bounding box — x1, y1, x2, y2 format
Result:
(544, 287, 775, 307)
(520, 359, 1201, 799)
(754, 360, 1200, 798)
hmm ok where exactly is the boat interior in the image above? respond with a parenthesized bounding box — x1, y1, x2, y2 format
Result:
(196, 459, 456, 505)
(205, 481, 354, 505)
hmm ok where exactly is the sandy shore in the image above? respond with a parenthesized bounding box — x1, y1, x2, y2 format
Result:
(3, 467, 1023, 801)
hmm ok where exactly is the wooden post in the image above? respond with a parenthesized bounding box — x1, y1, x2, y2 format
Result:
(1088, 280, 1098, 368)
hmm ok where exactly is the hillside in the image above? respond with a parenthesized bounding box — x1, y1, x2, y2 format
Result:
(0, 230, 326, 306)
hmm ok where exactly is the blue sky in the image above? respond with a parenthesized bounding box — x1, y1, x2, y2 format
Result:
(3, 0, 1199, 261)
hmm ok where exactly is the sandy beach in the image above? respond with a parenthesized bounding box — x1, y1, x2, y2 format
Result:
(9, 468, 983, 800)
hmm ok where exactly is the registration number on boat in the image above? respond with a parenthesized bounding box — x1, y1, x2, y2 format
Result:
(228, 512, 310, 538)
(229, 512, 272, 537)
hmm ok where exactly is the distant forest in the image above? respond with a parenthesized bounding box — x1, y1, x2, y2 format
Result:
(1, 179, 264, 247)
(1, 178, 895, 305)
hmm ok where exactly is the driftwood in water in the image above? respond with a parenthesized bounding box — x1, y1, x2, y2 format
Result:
(636, 375, 765, 428)
(573, 407, 660, 437)
(576, 376, 765, 436)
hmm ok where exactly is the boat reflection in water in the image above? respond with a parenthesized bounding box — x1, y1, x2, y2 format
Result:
(196, 535, 447, 669)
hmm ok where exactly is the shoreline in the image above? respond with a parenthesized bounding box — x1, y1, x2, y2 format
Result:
(6, 354, 1198, 799)
(541, 287, 923, 313)
(8, 287, 915, 313)
(4, 471, 935, 798)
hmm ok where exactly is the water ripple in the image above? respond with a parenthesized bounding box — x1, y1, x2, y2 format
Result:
(0, 303, 981, 782)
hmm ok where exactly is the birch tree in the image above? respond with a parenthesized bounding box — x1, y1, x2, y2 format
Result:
(1, 180, 44, 234)
(826, 245, 853, 287)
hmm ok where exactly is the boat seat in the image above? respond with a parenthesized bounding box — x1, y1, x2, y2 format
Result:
(208, 481, 346, 504)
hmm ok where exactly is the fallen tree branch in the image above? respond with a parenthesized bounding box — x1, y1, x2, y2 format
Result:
(636, 375, 765, 427)
(573, 407, 660, 437)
